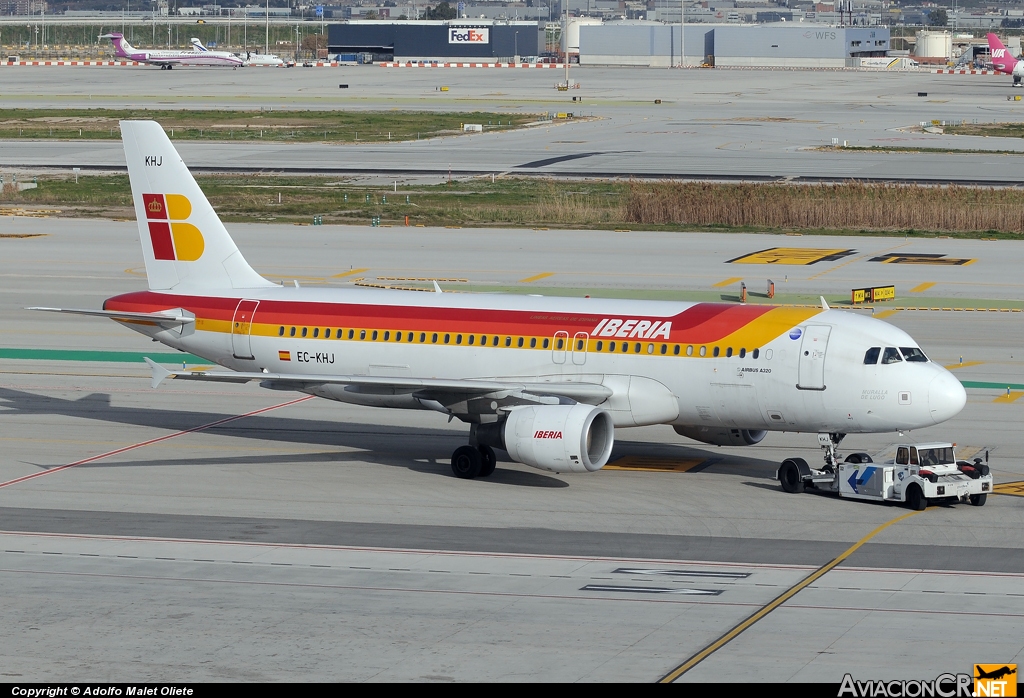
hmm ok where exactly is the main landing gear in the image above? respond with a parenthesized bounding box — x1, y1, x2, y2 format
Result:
(450, 444, 497, 479)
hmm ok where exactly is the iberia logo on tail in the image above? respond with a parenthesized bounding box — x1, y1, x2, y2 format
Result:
(142, 193, 205, 261)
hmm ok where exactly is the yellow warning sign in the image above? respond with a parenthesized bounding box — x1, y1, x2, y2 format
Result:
(727, 248, 856, 265)
(993, 481, 1024, 497)
(604, 456, 705, 473)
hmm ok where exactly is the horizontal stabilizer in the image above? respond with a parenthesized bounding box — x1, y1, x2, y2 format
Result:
(28, 306, 195, 328)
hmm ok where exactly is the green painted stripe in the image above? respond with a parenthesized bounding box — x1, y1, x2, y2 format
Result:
(961, 381, 1024, 391)
(0, 348, 205, 364)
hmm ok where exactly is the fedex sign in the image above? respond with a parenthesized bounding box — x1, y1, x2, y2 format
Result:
(449, 27, 489, 44)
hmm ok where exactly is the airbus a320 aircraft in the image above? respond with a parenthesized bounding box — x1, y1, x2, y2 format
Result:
(32, 122, 967, 479)
(986, 33, 1024, 86)
(101, 33, 243, 69)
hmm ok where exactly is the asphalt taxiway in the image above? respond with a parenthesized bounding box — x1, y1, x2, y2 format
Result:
(2, 66, 1024, 181)
(1, 217, 1022, 681)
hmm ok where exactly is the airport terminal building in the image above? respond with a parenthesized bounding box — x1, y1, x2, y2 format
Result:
(327, 20, 888, 68)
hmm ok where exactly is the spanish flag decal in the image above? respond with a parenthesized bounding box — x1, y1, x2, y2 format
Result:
(143, 193, 204, 262)
(279, 350, 291, 361)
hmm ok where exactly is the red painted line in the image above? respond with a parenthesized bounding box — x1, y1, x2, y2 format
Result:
(0, 395, 314, 490)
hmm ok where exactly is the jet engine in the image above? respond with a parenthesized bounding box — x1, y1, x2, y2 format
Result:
(673, 425, 767, 447)
(478, 404, 614, 473)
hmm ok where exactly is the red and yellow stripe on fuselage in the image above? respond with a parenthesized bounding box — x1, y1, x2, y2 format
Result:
(103, 291, 822, 358)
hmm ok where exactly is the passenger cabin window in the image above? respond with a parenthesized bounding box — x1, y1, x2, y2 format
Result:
(900, 347, 928, 362)
(881, 347, 902, 364)
(864, 347, 881, 365)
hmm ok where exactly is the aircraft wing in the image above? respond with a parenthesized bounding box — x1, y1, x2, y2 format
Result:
(144, 358, 612, 406)
(28, 307, 194, 328)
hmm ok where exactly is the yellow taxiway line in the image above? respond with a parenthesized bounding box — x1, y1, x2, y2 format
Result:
(658, 509, 923, 683)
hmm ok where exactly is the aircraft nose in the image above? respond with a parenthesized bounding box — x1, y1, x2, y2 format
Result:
(928, 370, 967, 424)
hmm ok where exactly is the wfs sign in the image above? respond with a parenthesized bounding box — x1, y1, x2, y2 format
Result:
(449, 27, 489, 44)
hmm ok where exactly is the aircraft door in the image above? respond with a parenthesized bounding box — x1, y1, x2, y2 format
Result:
(797, 325, 831, 390)
(231, 299, 260, 360)
(552, 331, 568, 364)
(572, 332, 588, 366)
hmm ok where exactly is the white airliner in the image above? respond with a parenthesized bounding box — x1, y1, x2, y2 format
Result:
(31, 122, 967, 479)
(101, 33, 243, 69)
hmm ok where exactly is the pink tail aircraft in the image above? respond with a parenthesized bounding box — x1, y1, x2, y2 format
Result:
(986, 33, 1024, 86)
(101, 32, 243, 69)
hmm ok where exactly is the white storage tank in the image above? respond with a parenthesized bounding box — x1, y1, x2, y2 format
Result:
(916, 30, 952, 59)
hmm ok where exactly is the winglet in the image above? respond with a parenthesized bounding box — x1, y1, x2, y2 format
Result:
(821, 296, 830, 311)
(144, 357, 172, 389)
(433, 280, 443, 294)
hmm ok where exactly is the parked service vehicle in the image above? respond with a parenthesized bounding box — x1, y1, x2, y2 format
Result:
(778, 439, 992, 509)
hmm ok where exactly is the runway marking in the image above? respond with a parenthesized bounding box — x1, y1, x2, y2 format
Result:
(726, 248, 856, 266)
(870, 253, 976, 266)
(0, 348, 204, 364)
(613, 568, 750, 579)
(910, 282, 936, 293)
(712, 277, 743, 288)
(945, 361, 985, 370)
(0, 395, 314, 491)
(961, 380, 1024, 391)
(873, 309, 901, 320)
(993, 481, 1024, 497)
(992, 392, 1024, 404)
(331, 267, 370, 278)
(657, 509, 922, 683)
(581, 584, 722, 595)
(603, 456, 706, 473)
(519, 272, 554, 283)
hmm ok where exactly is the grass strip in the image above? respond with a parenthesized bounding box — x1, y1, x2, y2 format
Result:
(0, 108, 536, 143)
(7, 175, 1024, 237)
(0, 348, 204, 364)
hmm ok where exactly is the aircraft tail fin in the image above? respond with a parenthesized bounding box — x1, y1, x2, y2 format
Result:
(190, 37, 208, 52)
(987, 33, 1018, 73)
(99, 32, 134, 59)
(120, 121, 276, 292)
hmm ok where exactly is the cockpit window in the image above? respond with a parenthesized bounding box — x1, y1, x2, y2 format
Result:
(881, 347, 903, 364)
(900, 347, 928, 362)
(864, 347, 881, 365)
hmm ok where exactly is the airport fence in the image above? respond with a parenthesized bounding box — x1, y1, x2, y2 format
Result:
(625, 181, 1024, 234)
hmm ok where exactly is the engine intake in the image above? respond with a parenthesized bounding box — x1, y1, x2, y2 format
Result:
(479, 404, 614, 473)
(673, 425, 767, 447)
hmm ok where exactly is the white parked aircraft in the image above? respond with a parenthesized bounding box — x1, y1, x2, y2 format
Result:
(101, 33, 243, 69)
(31, 121, 967, 479)
(243, 50, 285, 67)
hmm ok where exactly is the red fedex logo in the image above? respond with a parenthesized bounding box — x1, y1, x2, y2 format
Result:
(592, 318, 672, 340)
(534, 431, 563, 439)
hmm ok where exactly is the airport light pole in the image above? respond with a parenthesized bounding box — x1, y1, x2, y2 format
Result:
(265, 0, 269, 55)
(680, 0, 685, 67)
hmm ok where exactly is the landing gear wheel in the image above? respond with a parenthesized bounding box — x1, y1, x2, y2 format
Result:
(477, 445, 497, 477)
(451, 445, 482, 479)
(906, 484, 927, 511)
(969, 493, 987, 507)
(779, 459, 805, 494)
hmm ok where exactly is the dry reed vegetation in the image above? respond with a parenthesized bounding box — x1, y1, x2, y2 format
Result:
(626, 181, 1024, 234)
